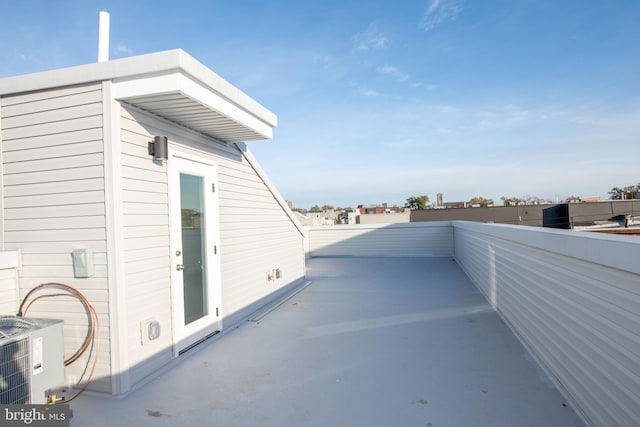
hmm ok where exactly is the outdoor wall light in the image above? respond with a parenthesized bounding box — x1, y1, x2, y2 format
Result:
(148, 136, 168, 161)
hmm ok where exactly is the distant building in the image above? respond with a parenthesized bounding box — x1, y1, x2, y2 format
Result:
(412, 204, 548, 226)
(356, 203, 409, 224)
(581, 196, 601, 203)
(443, 201, 467, 209)
(565, 196, 582, 203)
(358, 203, 406, 215)
(302, 208, 361, 225)
(357, 210, 410, 224)
(411, 200, 640, 229)
(543, 200, 639, 229)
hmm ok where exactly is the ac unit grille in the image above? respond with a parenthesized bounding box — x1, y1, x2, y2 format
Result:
(0, 337, 31, 404)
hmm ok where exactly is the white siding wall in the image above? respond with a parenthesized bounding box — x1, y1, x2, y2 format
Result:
(307, 222, 453, 257)
(453, 221, 640, 427)
(219, 146, 305, 324)
(0, 83, 111, 393)
(119, 106, 305, 386)
(118, 107, 173, 386)
(0, 267, 19, 315)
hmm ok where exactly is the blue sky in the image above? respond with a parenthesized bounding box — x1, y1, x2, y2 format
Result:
(1, 0, 639, 209)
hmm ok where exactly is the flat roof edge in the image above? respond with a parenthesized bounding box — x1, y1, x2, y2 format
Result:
(176, 51, 277, 128)
(0, 49, 277, 129)
(0, 49, 184, 95)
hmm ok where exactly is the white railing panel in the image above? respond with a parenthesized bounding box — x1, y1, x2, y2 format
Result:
(306, 222, 453, 257)
(453, 221, 640, 427)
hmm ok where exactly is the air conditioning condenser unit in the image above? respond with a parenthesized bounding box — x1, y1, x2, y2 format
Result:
(0, 316, 64, 404)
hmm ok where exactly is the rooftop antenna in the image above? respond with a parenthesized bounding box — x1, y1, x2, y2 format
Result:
(98, 11, 110, 62)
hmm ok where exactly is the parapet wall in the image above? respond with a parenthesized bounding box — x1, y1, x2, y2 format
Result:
(453, 221, 640, 427)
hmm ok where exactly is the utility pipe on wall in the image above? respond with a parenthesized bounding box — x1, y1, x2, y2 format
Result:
(98, 11, 110, 62)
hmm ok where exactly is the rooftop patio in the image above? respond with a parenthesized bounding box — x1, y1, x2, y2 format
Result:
(69, 256, 585, 427)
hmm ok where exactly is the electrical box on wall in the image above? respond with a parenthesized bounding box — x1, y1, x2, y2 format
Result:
(266, 269, 282, 282)
(72, 248, 94, 278)
(140, 319, 161, 345)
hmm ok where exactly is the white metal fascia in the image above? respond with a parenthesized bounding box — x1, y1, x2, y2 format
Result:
(0, 49, 277, 142)
(176, 51, 277, 128)
(111, 71, 273, 140)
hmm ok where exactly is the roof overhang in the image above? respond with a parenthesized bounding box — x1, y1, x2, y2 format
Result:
(0, 49, 277, 143)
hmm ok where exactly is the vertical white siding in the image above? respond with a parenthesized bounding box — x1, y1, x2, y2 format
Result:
(307, 222, 453, 257)
(0, 83, 111, 393)
(119, 105, 305, 386)
(453, 221, 640, 427)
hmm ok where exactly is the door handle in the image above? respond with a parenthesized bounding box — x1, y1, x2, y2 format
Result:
(176, 264, 184, 271)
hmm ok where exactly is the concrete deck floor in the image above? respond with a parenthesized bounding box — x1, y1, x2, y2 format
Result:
(69, 257, 585, 427)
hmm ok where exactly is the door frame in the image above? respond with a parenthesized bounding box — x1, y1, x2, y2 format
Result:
(168, 149, 223, 356)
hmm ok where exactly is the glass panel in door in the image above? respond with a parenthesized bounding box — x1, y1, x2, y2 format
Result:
(180, 173, 208, 325)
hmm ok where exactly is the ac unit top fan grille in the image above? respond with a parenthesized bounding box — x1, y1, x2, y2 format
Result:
(0, 317, 35, 339)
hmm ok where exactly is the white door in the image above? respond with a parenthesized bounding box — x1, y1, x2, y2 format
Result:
(169, 151, 222, 355)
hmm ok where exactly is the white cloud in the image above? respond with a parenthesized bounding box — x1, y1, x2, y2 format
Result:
(377, 65, 397, 74)
(376, 65, 409, 82)
(503, 104, 531, 123)
(360, 88, 379, 97)
(350, 81, 380, 97)
(115, 44, 134, 56)
(313, 54, 332, 68)
(408, 82, 438, 90)
(352, 23, 388, 51)
(433, 104, 458, 113)
(16, 51, 40, 64)
(420, 0, 464, 31)
(539, 111, 565, 121)
(472, 104, 532, 128)
(426, 0, 441, 14)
